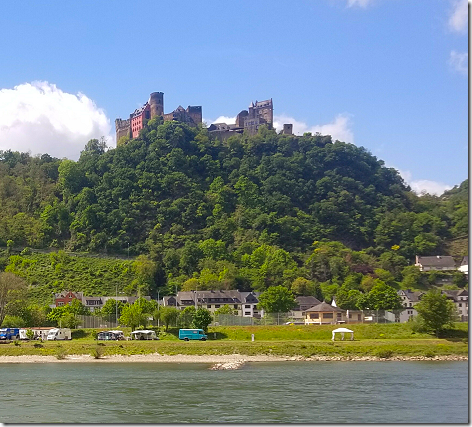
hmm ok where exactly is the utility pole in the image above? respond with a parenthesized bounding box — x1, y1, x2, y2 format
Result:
(157, 289, 160, 328)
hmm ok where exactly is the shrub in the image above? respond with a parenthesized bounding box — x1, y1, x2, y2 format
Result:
(55, 345, 67, 360)
(13, 340, 20, 346)
(26, 329, 35, 340)
(90, 346, 104, 359)
(375, 349, 393, 359)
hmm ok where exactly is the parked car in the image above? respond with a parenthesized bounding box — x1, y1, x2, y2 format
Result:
(46, 328, 71, 340)
(179, 329, 207, 341)
(130, 330, 158, 340)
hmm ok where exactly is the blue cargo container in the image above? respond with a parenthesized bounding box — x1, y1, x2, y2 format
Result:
(178, 329, 207, 341)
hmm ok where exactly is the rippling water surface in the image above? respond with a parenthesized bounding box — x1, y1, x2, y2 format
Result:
(0, 361, 468, 423)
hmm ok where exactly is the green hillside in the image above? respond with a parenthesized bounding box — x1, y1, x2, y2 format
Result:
(0, 119, 467, 305)
(3, 250, 134, 304)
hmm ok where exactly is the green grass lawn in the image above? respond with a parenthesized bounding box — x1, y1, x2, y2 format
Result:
(0, 323, 467, 358)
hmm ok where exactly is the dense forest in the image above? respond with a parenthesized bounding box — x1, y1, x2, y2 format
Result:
(0, 118, 468, 305)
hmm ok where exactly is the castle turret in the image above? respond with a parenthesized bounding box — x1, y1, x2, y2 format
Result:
(149, 92, 164, 118)
(187, 106, 202, 125)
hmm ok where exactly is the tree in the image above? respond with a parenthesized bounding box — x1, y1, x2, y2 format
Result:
(291, 277, 315, 296)
(179, 306, 196, 328)
(0, 273, 28, 325)
(119, 303, 148, 331)
(361, 282, 403, 310)
(415, 289, 457, 336)
(6, 240, 14, 255)
(335, 286, 362, 310)
(100, 298, 125, 320)
(1, 315, 26, 328)
(60, 312, 81, 329)
(192, 307, 213, 332)
(214, 304, 237, 316)
(159, 306, 179, 331)
(257, 285, 296, 313)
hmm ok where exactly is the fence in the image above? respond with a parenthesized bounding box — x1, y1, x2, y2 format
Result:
(77, 315, 119, 329)
(77, 309, 407, 330)
(213, 313, 292, 326)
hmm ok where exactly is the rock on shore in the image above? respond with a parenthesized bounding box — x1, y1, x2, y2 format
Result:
(209, 360, 246, 370)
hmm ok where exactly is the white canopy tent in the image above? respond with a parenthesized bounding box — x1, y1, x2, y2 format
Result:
(331, 327, 354, 341)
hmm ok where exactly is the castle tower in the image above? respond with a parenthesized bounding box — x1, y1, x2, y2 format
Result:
(283, 124, 293, 135)
(186, 106, 202, 125)
(149, 92, 164, 118)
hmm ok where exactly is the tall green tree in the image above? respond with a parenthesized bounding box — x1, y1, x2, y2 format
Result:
(415, 289, 457, 336)
(159, 306, 179, 331)
(192, 307, 213, 332)
(119, 303, 148, 331)
(257, 285, 296, 313)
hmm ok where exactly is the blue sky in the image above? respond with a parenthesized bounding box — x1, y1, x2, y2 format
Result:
(0, 0, 468, 194)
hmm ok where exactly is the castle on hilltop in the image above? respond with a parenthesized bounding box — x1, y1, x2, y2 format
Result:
(115, 92, 292, 144)
(115, 92, 202, 144)
(208, 98, 292, 140)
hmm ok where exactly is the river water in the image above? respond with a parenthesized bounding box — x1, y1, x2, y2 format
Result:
(0, 361, 468, 423)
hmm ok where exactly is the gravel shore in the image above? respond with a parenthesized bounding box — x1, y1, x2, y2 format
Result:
(0, 353, 467, 364)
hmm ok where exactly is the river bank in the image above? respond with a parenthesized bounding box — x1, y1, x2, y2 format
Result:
(0, 353, 467, 364)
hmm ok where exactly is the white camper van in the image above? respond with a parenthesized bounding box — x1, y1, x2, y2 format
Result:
(19, 329, 30, 340)
(46, 328, 72, 340)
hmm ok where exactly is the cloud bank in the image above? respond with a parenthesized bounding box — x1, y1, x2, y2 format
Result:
(448, 0, 468, 33)
(396, 168, 452, 196)
(274, 113, 354, 143)
(449, 50, 468, 75)
(0, 81, 112, 160)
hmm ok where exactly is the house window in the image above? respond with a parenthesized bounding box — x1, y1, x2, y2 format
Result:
(215, 305, 220, 308)
(323, 313, 334, 319)
(310, 313, 319, 319)
(207, 305, 211, 308)
(459, 303, 462, 307)
(245, 305, 251, 308)
(337, 313, 342, 319)
(409, 303, 412, 307)
(234, 305, 238, 309)
(245, 312, 251, 316)
(57, 302, 64, 306)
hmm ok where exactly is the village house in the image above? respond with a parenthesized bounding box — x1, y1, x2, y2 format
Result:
(397, 289, 423, 322)
(442, 289, 468, 322)
(288, 296, 322, 323)
(162, 290, 263, 318)
(304, 302, 346, 325)
(415, 255, 456, 272)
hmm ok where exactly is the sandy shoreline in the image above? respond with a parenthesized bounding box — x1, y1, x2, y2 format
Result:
(0, 353, 467, 364)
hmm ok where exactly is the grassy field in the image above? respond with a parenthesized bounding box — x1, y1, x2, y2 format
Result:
(0, 323, 467, 358)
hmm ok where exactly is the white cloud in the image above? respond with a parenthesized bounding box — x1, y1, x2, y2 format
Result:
(448, 0, 468, 33)
(449, 50, 468, 75)
(395, 168, 452, 196)
(346, 0, 375, 8)
(274, 113, 354, 143)
(0, 81, 112, 160)
(204, 115, 237, 125)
